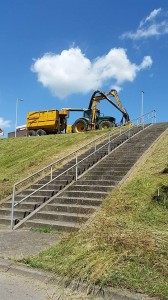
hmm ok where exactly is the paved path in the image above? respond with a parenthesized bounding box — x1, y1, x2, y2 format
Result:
(0, 228, 61, 259)
(0, 228, 155, 300)
(0, 229, 100, 299)
(0, 270, 100, 300)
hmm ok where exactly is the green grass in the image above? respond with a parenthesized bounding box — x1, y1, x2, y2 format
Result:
(31, 226, 62, 234)
(0, 130, 111, 201)
(22, 131, 168, 299)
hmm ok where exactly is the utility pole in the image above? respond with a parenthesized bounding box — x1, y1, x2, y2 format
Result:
(15, 98, 23, 138)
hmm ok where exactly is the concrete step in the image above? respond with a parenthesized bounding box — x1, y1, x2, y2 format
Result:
(69, 184, 113, 192)
(45, 203, 97, 214)
(79, 151, 107, 161)
(105, 155, 138, 161)
(14, 195, 49, 203)
(75, 179, 117, 186)
(84, 174, 123, 181)
(94, 163, 134, 170)
(23, 219, 80, 232)
(0, 208, 31, 219)
(61, 190, 108, 199)
(97, 160, 136, 166)
(2, 201, 42, 210)
(20, 189, 57, 197)
(1, 201, 12, 208)
(88, 170, 128, 176)
(110, 151, 142, 157)
(0, 211, 31, 226)
(39, 174, 75, 184)
(0, 215, 11, 225)
(33, 211, 89, 223)
(52, 196, 102, 206)
(29, 183, 65, 191)
(93, 164, 130, 170)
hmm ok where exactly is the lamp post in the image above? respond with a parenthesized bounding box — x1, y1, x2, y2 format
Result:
(15, 98, 23, 138)
(141, 91, 144, 124)
(141, 91, 144, 116)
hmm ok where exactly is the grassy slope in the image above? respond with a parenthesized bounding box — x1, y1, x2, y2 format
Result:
(0, 130, 108, 201)
(24, 131, 168, 299)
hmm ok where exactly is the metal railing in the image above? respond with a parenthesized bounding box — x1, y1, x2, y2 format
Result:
(11, 110, 156, 228)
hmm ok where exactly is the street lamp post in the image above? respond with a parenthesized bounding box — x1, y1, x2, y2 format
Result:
(141, 91, 144, 124)
(15, 98, 23, 138)
(141, 91, 144, 116)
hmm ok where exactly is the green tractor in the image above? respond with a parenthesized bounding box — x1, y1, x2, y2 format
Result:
(72, 109, 116, 133)
(72, 89, 130, 133)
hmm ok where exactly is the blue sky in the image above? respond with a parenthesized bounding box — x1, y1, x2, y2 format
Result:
(0, 0, 168, 137)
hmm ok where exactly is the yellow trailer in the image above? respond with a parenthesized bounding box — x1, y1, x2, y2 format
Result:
(26, 109, 68, 136)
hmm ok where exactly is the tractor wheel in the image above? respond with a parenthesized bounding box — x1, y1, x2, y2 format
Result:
(99, 120, 113, 130)
(72, 119, 88, 133)
(36, 129, 46, 136)
(27, 130, 37, 136)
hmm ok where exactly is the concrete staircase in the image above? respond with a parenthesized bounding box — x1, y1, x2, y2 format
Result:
(0, 122, 167, 231)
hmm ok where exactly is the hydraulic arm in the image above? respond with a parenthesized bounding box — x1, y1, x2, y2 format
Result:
(88, 89, 130, 124)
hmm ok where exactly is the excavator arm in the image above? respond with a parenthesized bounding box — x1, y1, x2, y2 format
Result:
(88, 89, 130, 124)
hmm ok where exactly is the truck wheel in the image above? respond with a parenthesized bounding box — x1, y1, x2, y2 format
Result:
(36, 129, 46, 136)
(99, 121, 113, 130)
(72, 119, 88, 133)
(27, 130, 37, 136)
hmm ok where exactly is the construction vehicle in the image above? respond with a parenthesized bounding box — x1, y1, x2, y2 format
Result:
(26, 89, 130, 136)
(26, 108, 87, 136)
(26, 109, 69, 136)
(72, 89, 130, 133)
(0, 128, 4, 136)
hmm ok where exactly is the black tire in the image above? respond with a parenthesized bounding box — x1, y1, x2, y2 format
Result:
(36, 129, 46, 136)
(72, 119, 88, 133)
(27, 130, 37, 136)
(99, 120, 113, 130)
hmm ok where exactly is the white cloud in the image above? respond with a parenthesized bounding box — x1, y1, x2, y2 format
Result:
(0, 117, 11, 128)
(140, 8, 162, 27)
(121, 8, 168, 40)
(32, 47, 152, 98)
(138, 56, 153, 69)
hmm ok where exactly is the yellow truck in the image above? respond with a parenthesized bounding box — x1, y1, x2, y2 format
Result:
(26, 109, 68, 136)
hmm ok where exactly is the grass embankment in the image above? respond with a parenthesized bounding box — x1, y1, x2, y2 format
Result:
(0, 130, 108, 201)
(23, 131, 168, 299)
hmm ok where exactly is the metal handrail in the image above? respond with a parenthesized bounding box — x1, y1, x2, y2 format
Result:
(12, 125, 127, 188)
(11, 110, 156, 228)
(11, 125, 132, 228)
(12, 110, 156, 189)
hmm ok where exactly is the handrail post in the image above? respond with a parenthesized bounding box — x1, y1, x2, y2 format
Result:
(153, 110, 156, 123)
(120, 125, 122, 135)
(94, 141, 96, 152)
(51, 166, 53, 180)
(142, 114, 145, 129)
(75, 152, 78, 181)
(11, 184, 16, 229)
(128, 123, 131, 138)
(108, 132, 110, 154)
